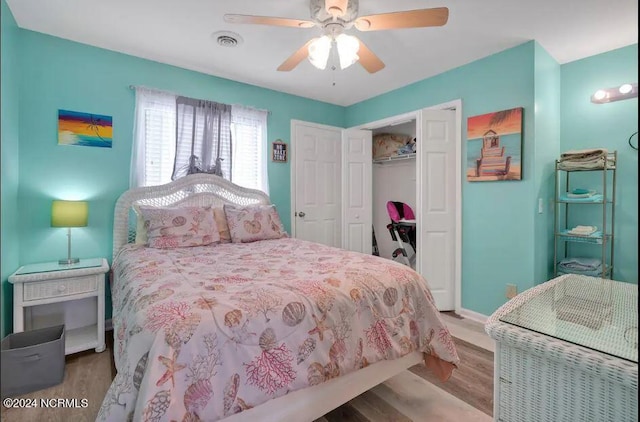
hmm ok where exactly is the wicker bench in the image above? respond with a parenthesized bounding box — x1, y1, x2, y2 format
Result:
(486, 274, 638, 422)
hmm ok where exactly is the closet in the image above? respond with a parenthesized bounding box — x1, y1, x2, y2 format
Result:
(371, 120, 418, 267)
(291, 104, 459, 310)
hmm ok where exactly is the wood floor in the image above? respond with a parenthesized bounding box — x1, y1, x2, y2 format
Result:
(317, 335, 493, 422)
(1, 342, 113, 422)
(1, 319, 493, 422)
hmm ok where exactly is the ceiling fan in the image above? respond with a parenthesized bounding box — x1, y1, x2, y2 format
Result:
(224, 0, 449, 74)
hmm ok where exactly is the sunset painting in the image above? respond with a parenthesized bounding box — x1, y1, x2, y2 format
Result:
(467, 107, 523, 182)
(58, 109, 112, 148)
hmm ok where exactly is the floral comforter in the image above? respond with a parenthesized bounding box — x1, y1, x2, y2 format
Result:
(98, 238, 459, 422)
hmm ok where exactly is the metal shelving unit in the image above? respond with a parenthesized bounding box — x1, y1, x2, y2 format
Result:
(553, 151, 617, 279)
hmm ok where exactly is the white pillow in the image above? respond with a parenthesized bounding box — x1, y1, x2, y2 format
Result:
(133, 204, 147, 245)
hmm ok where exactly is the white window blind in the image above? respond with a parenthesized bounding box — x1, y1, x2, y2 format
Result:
(131, 88, 177, 187)
(231, 105, 269, 194)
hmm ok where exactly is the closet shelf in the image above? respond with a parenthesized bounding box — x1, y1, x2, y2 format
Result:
(373, 154, 416, 164)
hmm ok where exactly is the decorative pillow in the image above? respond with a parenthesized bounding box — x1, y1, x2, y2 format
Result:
(137, 205, 219, 248)
(372, 133, 412, 160)
(224, 204, 287, 243)
(213, 207, 232, 243)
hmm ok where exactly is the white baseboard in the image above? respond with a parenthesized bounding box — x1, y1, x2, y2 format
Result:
(457, 308, 489, 324)
(105, 318, 113, 331)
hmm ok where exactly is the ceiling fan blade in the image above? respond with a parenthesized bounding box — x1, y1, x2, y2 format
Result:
(224, 14, 315, 29)
(357, 39, 385, 74)
(354, 7, 449, 31)
(277, 39, 314, 71)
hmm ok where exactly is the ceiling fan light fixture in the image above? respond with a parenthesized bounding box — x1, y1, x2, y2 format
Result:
(336, 33, 359, 69)
(308, 36, 332, 70)
(226, 2, 452, 73)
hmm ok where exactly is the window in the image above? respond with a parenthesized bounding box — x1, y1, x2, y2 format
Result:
(131, 88, 176, 187)
(231, 105, 269, 194)
(131, 88, 269, 194)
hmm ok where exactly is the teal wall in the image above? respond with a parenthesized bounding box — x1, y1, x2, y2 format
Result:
(346, 42, 538, 316)
(14, 29, 344, 321)
(560, 44, 638, 283)
(1, 0, 20, 337)
(533, 44, 561, 284)
(2, 12, 636, 328)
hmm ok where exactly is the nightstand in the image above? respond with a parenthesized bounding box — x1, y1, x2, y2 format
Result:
(9, 258, 109, 354)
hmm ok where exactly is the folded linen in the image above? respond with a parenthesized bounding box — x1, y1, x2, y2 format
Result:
(572, 188, 591, 194)
(557, 268, 604, 277)
(568, 225, 597, 236)
(558, 159, 615, 170)
(567, 190, 596, 198)
(567, 189, 596, 198)
(557, 149, 615, 170)
(559, 148, 608, 162)
(558, 257, 602, 271)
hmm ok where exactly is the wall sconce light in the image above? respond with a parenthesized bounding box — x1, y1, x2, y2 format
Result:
(591, 83, 638, 104)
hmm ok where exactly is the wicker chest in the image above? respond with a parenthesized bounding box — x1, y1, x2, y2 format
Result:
(486, 274, 637, 422)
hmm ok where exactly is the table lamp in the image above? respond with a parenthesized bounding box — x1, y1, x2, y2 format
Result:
(51, 200, 88, 265)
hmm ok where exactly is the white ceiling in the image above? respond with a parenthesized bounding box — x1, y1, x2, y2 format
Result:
(7, 0, 638, 106)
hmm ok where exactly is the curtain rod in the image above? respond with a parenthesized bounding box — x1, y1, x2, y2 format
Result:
(128, 84, 271, 115)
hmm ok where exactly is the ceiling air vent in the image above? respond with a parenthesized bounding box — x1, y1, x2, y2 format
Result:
(213, 31, 243, 48)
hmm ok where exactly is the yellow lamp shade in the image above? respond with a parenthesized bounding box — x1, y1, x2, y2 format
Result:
(51, 200, 88, 228)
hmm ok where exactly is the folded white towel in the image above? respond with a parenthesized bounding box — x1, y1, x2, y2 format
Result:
(573, 225, 596, 231)
(568, 225, 597, 235)
(569, 229, 596, 235)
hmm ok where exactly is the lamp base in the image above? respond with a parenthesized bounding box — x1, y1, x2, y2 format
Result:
(58, 258, 80, 265)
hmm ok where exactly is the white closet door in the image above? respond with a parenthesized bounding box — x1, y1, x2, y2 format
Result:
(291, 121, 342, 247)
(419, 109, 456, 310)
(342, 129, 372, 253)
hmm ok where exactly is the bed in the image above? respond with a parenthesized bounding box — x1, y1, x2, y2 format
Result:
(98, 173, 460, 422)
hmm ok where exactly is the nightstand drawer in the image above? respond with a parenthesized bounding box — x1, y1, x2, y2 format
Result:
(23, 276, 98, 301)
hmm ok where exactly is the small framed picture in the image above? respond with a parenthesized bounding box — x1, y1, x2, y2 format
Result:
(272, 140, 288, 163)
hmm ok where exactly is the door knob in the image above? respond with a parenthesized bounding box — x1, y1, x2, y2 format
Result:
(298, 212, 306, 217)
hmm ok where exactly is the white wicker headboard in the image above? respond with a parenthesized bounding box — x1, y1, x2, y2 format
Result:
(113, 173, 271, 257)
